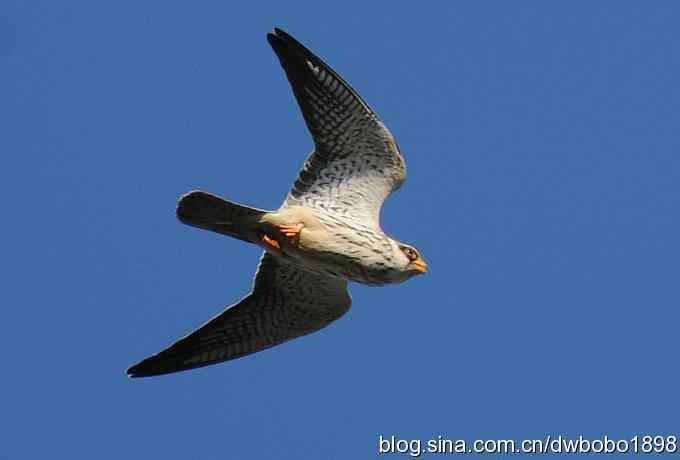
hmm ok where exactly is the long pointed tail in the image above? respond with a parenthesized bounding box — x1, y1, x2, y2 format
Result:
(176, 191, 268, 244)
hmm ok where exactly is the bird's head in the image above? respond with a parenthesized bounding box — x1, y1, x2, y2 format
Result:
(395, 242, 428, 277)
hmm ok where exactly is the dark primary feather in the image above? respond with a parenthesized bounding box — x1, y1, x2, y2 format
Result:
(266, 27, 376, 143)
(127, 254, 351, 377)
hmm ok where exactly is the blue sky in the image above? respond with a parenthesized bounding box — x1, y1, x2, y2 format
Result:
(2, 1, 679, 458)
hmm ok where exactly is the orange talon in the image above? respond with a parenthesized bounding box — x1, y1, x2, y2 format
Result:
(277, 223, 304, 238)
(261, 234, 281, 254)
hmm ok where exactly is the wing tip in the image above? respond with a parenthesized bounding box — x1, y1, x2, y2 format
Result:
(126, 368, 144, 379)
(267, 27, 290, 42)
(126, 361, 180, 379)
(126, 358, 156, 378)
(266, 27, 283, 45)
(266, 28, 291, 60)
(266, 26, 314, 64)
(265, 26, 376, 118)
(126, 352, 181, 378)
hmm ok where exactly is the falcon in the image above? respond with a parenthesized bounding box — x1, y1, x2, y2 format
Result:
(127, 28, 427, 378)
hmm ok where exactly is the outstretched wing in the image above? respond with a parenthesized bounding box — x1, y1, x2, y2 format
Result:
(127, 254, 351, 377)
(267, 28, 406, 229)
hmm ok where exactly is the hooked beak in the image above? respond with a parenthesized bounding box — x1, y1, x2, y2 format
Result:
(411, 258, 428, 274)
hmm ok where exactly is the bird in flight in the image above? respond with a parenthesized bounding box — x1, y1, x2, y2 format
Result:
(127, 28, 427, 378)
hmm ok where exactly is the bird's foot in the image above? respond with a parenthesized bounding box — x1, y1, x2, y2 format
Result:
(260, 223, 303, 256)
(261, 234, 282, 255)
(277, 223, 304, 240)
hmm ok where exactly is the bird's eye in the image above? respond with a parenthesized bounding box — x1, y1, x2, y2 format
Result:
(401, 246, 418, 261)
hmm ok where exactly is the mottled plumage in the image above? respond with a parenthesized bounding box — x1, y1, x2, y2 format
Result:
(127, 28, 426, 378)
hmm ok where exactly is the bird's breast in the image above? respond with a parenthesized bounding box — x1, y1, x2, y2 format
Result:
(278, 217, 399, 285)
